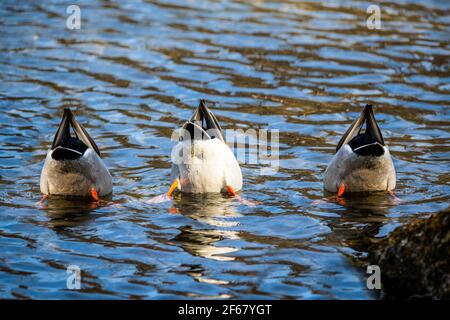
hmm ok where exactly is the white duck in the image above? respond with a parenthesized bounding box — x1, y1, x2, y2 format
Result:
(167, 100, 243, 196)
(40, 108, 112, 200)
(323, 104, 396, 196)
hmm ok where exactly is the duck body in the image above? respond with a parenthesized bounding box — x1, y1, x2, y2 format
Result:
(170, 100, 242, 194)
(40, 148, 112, 197)
(324, 144, 396, 193)
(40, 108, 112, 197)
(323, 104, 396, 193)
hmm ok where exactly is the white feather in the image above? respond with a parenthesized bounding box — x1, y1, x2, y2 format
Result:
(171, 138, 242, 193)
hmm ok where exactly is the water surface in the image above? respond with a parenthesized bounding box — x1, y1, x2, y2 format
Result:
(0, 0, 449, 299)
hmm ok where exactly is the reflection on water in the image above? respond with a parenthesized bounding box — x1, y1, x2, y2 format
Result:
(0, 0, 449, 299)
(320, 193, 394, 256)
(43, 197, 99, 228)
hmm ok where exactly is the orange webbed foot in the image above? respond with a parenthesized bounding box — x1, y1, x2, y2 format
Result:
(90, 188, 100, 202)
(313, 183, 345, 205)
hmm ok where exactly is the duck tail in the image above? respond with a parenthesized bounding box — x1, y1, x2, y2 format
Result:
(336, 104, 384, 152)
(364, 104, 384, 145)
(51, 108, 73, 150)
(185, 99, 225, 142)
(51, 108, 102, 157)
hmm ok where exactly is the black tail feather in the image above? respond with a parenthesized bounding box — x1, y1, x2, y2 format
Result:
(183, 99, 225, 141)
(365, 104, 384, 146)
(51, 108, 101, 157)
(336, 104, 384, 153)
(51, 108, 72, 150)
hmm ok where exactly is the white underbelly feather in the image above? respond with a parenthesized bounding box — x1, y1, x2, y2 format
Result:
(171, 139, 242, 193)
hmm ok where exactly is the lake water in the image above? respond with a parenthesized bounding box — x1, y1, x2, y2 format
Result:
(0, 0, 449, 299)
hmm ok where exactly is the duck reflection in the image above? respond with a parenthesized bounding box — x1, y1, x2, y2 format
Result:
(319, 191, 394, 254)
(171, 193, 240, 262)
(323, 190, 394, 214)
(183, 264, 233, 298)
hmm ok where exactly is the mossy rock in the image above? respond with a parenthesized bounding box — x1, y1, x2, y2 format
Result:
(369, 208, 450, 299)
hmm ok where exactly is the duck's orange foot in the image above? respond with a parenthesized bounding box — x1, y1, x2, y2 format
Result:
(337, 183, 345, 197)
(226, 185, 237, 197)
(313, 183, 345, 205)
(167, 179, 179, 197)
(90, 188, 100, 202)
(168, 207, 179, 214)
(89, 188, 114, 206)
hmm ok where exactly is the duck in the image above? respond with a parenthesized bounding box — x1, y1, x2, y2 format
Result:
(323, 104, 396, 196)
(40, 108, 112, 201)
(166, 99, 243, 196)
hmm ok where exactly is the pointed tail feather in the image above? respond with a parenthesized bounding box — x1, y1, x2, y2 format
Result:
(70, 115, 101, 156)
(51, 108, 73, 150)
(336, 106, 366, 152)
(365, 104, 384, 145)
(51, 108, 102, 157)
(336, 104, 384, 152)
(186, 99, 225, 142)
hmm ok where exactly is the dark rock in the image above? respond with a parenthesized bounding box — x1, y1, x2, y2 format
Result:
(369, 208, 450, 299)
